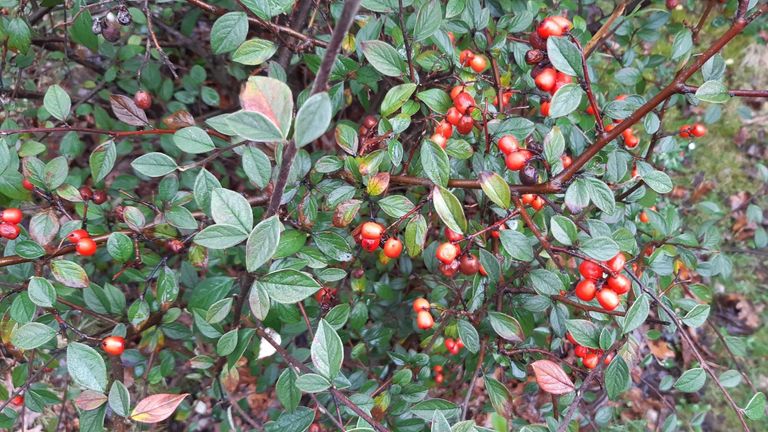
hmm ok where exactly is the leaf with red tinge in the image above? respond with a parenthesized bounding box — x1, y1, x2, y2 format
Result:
(239, 76, 293, 138)
(110, 95, 149, 126)
(531, 360, 575, 395)
(74, 390, 108, 411)
(130, 393, 189, 424)
(163, 110, 196, 129)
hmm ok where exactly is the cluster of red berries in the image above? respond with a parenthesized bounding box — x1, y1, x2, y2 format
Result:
(314, 287, 338, 303)
(603, 95, 640, 148)
(435, 228, 484, 278)
(458, 49, 487, 73)
(443, 337, 464, 356)
(678, 123, 707, 138)
(79, 186, 108, 205)
(101, 335, 126, 356)
(413, 298, 434, 329)
(354, 221, 403, 259)
(526, 16, 576, 120)
(566, 333, 613, 369)
(432, 365, 445, 384)
(574, 253, 631, 311)
(0, 208, 23, 240)
(67, 228, 97, 256)
(496, 134, 533, 172)
(434, 86, 476, 144)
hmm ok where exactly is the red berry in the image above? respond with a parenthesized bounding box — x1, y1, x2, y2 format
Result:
(586, 104, 596, 115)
(76, 237, 97, 256)
(505, 150, 532, 171)
(101, 336, 126, 356)
(439, 260, 460, 277)
(433, 364, 443, 373)
(434, 373, 444, 383)
(491, 223, 506, 239)
(446, 107, 462, 126)
(607, 274, 631, 295)
(431, 133, 447, 149)
(309, 424, 321, 432)
(579, 260, 603, 280)
(383, 238, 403, 259)
(604, 353, 615, 365)
(444, 338, 456, 351)
(606, 253, 626, 273)
(436, 242, 460, 264)
(540, 101, 550, 116)
(22, 178, 34, 191)
(534, 68, 557, 92)
(1, 208, 23, 224)
(459, 253, 480, 275)
(314, 287, 337, 302)
(560, 155, 572, 168)
(413, 298, 430, 313)
(679, 124, 691, 138)
(583, 352, 599, 369)
(79, 186, 93, 201)
(450, 85, 466, 100)
(575, 279, 597, 302)
(416, 311, 434, 329)
(360, 222, 384, 240)
(574, 345, 588, 358)
(691, 123, 707, 137)
(92, 190, 107, 205)
(435, 120, 453, 139)
(537, 16, 572, 39)
(531, 196, 545, 211)
(134, 91, 152, 110)
(363, 115, 378, 129)
(469, 55, 487, 73)
(459, 50, 475, 66)
(566, 332, 577, 344)
(444, 227, 463, 242)
(596, 289, 620, 311)
(361, 237, 379, 252)
(456, 339, 464, 349)
(0, 223, 21, 240)
(639, 211, 649, 223)
(497, 135, 519, 155)
(522, 194, 536, 205)
(67, 229, 90, 243)
(456, 115, 474, 135)
(10, 395, 24, 406)
(453, 92, 475, 115)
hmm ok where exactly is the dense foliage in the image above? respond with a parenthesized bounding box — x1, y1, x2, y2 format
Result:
(1, 0, 767, 430)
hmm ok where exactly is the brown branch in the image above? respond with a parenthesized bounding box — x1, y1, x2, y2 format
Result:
(692, 0, 716, 44)
(398, 0, 416, 82)
(570, 34, 604, 134)
(677, 84, 768, 98)
(584, 1, 630, 57)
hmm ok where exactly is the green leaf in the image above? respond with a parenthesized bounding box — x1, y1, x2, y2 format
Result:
(565, 319, 600, 349)
(311, 319, 343, 379)
(44, 85, 71, 121)
(529, 269, 563, 295)
(210, 12, 248, 54)
(276, 369, 300, 411)
(499, 229, 533, 262)
(681, 304, 710, 328)
(671, 29, 693, 60)
(67, 342, 108, 392)
(248, 281, 271, 320)
(381, 83, 417, 117)
(7, 18, 31, 54)
(641, 170, 673, 194)
(194, 224, 249, 249)
(622, 293, 650, 334)
(361, 40, 405, 77)
(44, 156, 69, 190)
(294, 92, 332, 147)
(695, 80, 730, 103)
(546, 36, 582, 77)
(261, 269, 321, 304)
(246, 216, 282, 272)
(378, 194, 415, 218)
(743, 392, 766, 420)
(211, 188, 253, 233)
(585, 177, 615, 214)
(11, 322, 56, 350)
(232, 38, 278, 65)
(313, 231, 353, 262)
(90, 140, 116, 183)
(433, 185, 467, 234)
(431, 411, 451, 432)
(543, 126, 565, 166)
(405, 214, 428, 257)
(131, 152, 178, 177)
(414, 0, 443, 42)
(165, 206, 198, 230)
(478, 171, 510, 209)
(456, 319, 479, 353)
(549, 84, 584, 118)
(173, 127, 214, 154)
(605, 356, 630, 400)
(27, 277, 56, 307)
(217, 329, 239, 355)
(15, 240, 45, 259)
(106, 232, 134, 262)
(411, 399, 460, 421)
(484, 376, 510, 416)
(241, 146, 271, 188)
(295, 373, 331, 393)
(420, 140, 450, 187)
(226, 110, 285, 142)
(50, 260, 89, 288)
(417, 88, 452, 114)
(108, 381, 131, 417)
(205, 298, 233, 324)
(551, 215, 578, 246)
(674, 368, 706, 393)
(488, 311, 524, 342)
(580, 236, 620, 261)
